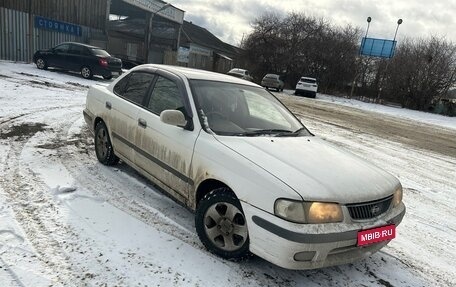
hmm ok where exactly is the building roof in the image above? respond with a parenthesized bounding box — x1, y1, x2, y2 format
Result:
(181, 21, 241, 58)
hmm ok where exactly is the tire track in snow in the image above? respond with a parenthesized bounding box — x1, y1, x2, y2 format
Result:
(0, 116, 90, 285)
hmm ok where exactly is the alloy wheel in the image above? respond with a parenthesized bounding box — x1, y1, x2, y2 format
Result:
(203, 202, 248, 251)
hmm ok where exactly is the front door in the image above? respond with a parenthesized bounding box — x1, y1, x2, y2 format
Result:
(48, 43, 69, 68)
(135, 72, 198, 198)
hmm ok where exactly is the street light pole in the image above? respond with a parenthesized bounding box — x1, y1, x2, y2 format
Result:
(365, 16, 372, 38)
(393, 19, 403, 42)
(144, 3, 172, 63)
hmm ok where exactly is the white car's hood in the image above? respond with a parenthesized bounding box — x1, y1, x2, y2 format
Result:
(216, 136, 399, 204)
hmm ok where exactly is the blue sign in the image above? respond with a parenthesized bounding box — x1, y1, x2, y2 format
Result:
(360, 37, 397, 58)
(34, 16, 82, 37)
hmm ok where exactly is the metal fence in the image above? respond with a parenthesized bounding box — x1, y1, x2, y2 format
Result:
(0, 7, 103, 62)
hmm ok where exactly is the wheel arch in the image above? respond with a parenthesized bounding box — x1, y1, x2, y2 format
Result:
(93, 116, 105, 131)
(194, 178, 237, 209)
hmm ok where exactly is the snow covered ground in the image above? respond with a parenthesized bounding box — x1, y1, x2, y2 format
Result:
(0, 62, 455, 286)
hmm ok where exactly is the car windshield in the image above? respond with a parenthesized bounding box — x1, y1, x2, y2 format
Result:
(265, 74, 278, 79)
(190, 80, 310, 137)
(91, 49, 110, 57)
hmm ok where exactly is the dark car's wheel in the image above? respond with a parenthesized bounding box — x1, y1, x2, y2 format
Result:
(81, 66, 93, 79)
(195, 188, 250, 260)
(36, 58, 47, 70)
(94, 121, 119, 166)
(103, 75, 113, 80)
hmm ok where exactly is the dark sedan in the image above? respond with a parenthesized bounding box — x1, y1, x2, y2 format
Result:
(33, 42, 122, 79)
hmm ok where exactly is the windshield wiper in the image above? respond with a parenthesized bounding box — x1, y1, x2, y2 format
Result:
(274, 127, 307, 137)
(235, 129, 294, 137)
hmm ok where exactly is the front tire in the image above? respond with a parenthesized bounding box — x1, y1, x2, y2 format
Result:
(195, 188, 250, 260)
(81, 66, 93, 79)
(36, 58, 47, 70)
(94, 121, 119, 166)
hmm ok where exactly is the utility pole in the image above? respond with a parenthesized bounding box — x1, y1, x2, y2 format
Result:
(144, 3, 171, 63)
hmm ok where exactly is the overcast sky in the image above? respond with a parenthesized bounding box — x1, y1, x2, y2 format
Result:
(169, 0, 456, 46)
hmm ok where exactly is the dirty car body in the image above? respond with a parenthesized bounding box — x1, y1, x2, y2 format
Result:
(83, 64, 406, 270)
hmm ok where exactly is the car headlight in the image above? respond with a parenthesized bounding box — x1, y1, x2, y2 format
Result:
(274, 199, 306, 223)
(274, 199, 343, 224)
(392, 186, 403, 207)
(306, 202, 344, 224)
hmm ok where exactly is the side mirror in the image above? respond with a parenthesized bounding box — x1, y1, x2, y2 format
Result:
(160, 110, 187, 128)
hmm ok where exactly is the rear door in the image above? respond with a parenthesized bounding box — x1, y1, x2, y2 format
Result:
(108, 71, 155, 162)
(135, 71, 198, 198)
(67, 44, 85, 71)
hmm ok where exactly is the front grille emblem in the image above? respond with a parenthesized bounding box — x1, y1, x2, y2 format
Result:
(371, 205, 381, 216)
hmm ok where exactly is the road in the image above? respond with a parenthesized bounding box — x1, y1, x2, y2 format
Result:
(278, 93, 456, 158)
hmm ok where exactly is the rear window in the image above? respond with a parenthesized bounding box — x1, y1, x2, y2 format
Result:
(91, 49, 110, 57)
(114, 72, 155, 106)
(301, 78, 316, 84)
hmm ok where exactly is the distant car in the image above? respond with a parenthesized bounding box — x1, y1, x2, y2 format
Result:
(295, 77, 318, 98)
(33, 42, 122, 80)
(261, 74, 284, 92)
(227, 68, 253, 81)
(83, 64, 405, 270)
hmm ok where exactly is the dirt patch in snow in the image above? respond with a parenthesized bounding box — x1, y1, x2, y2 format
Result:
(15, 72, 41, 78)
(28, 80, 66, 89)
(66, 82, 89, 89)
(0, 122, 47, 140)
(0, 73, 12, 79)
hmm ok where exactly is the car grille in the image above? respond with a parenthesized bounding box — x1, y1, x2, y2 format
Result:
(346, 195, 393, 220)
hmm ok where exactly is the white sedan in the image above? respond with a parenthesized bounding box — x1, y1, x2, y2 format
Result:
(83, 64, 405, 270)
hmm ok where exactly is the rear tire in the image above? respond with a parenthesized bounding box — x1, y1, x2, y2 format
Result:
(81, 66, 93, 79)
(103, 75, 113, 80)
(94, 121, 119, 166)
(195, 188, 250, 260)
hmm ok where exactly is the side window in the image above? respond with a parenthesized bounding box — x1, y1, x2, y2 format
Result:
(54, 44, 69, 53)
(81, 47, 91, 56)
(118, 72, 155, 106)
(113, 75, 130, 96)
(68, 44, 83, 55)
(147, 76, 184, 115)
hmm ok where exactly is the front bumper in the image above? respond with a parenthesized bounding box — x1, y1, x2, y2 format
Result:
(242, 202, 406, 270)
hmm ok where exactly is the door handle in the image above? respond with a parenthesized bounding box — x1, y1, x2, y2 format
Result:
(105, 101, 112, 110)
(138, 118, 147, 128)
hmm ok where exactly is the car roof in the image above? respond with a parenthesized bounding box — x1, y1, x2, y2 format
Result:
(301, 76, 316, 80)
(58, 42, 101, 50)
(133, 64, 259, 87)
(229, 68, 246, 73)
